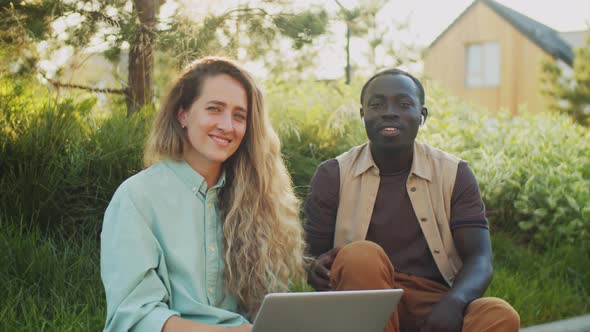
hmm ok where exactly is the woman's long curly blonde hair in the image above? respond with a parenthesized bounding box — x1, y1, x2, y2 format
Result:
(144, 57, 306, 318)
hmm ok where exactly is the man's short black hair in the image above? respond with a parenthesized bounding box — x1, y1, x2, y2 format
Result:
(360, 69, 425, 106)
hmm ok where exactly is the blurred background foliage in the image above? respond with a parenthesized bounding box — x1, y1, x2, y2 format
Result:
(542, 30, 590, 127)
(1, 74, 588, 248)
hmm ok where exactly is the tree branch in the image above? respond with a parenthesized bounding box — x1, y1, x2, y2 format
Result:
(45, 76, 127, 95)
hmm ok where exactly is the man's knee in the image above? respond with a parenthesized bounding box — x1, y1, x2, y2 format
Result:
(330, 241, 394, 289)
(465, 297, 520, 331)
(334, 240, 389, 272)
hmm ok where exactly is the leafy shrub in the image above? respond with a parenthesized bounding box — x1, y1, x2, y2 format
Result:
(0, 77, 151, 235)
(1, 77, 588, 248)
(267, 81, 590, 248)
(265, 79, 365, 196)
(421, 88, 590, 247)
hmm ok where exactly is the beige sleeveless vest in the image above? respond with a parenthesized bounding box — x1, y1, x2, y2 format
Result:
(334, 141, 463, 286)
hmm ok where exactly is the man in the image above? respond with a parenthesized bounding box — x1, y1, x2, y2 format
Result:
(304, 69, 519, 332)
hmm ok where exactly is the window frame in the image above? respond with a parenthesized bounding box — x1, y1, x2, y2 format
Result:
(465, 41, 501, 88)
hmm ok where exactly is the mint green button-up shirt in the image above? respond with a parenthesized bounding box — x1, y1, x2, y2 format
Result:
(100, 160, 249, 332)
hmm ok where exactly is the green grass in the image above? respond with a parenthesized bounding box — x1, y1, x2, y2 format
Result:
(1, 219, 588, 330)
(487, 232, 590, 326)
(0, 217, 105, 331)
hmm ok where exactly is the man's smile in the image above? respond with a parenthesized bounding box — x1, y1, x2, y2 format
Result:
(380, 127, 400, 137)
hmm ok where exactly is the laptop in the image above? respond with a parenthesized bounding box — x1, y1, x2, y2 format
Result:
(252, 289, 403, 332)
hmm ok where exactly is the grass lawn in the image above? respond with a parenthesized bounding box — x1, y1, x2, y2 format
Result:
(488, 232, 589, 325)
(1, 219, 105, 331)
(1, 219, 588, 331)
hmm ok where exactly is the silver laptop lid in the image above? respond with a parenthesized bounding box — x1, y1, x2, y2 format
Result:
(252, 289, 403, 332)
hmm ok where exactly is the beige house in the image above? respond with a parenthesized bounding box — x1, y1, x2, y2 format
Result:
(423, 0, 584, 113)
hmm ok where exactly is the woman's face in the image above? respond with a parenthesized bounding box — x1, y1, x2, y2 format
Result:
(177, 74, 248, 169)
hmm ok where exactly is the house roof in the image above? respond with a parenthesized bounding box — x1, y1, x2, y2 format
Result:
(428, 0, 574, 66)
(559, 30, 589, 49)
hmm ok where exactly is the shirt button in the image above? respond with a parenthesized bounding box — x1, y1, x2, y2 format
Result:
(410, 187, 417, 192)
(420, 217, 427, 222)
(433, 249, 440, 254)
(208, 245, 215, 252)
(192, 186, 197, 193)
(208, 287, 214, 294)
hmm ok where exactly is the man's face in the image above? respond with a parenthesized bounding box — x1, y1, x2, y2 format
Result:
(361, 74, 425, 151)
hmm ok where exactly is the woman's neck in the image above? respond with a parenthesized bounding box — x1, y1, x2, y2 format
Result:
(183, 152, 221, 189)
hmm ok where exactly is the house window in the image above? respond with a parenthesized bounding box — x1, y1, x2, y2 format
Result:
(465, 42, 500, 87)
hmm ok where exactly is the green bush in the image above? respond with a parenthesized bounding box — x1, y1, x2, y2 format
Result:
(0, 77, 150, 235)
(420, 88, 590, 247)
(1, 77, 589, 248)
(267, 81, 590, 249)
(265, 79, 366, 197)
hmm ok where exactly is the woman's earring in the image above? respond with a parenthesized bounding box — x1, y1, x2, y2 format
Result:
(420, 115, 425, 126)
(361, 116, 365, 127)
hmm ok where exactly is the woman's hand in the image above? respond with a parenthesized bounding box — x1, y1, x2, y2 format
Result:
(163, 316, 252, 332)
(224, 324, 253, 332)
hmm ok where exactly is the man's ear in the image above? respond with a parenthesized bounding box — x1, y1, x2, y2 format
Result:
(360, 108, 366, 126)
(421, 107, 428, 124)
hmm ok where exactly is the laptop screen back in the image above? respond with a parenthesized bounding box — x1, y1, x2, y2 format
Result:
(252, 289, 403, 332)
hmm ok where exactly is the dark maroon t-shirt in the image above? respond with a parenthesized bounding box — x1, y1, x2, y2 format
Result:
(304, 158, 488, 284)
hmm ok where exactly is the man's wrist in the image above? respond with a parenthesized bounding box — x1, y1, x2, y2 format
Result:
(442, 292, 470, 313)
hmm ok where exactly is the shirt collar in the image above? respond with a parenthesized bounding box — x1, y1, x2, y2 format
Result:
(409, 141, 432, 181)
(352, 141, 432, 181)
(352, 143, 379, 177)
(163, 159, 226, 194)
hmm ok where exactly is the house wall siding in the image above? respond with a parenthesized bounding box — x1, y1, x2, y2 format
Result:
(423, 2, 552, 113)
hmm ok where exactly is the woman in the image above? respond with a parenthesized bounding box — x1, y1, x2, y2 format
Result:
(101, 57, 306, 332)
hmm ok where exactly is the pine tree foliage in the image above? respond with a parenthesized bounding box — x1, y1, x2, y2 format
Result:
(541, 29, 590, 126)
(1, 0, 328, 115)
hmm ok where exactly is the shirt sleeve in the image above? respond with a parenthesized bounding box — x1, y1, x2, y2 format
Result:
(450, 161, 489, 230)
(303, 159, 340, 257)
(101, 185, 180, 332)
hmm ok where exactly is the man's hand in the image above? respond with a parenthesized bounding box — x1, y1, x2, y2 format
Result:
(307, 247, 342, 291)
(420, 227, 493, 332)
(420, 295, 465, 332)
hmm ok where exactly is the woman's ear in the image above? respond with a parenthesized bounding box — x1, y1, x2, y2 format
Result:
(177, 108, 187, 129)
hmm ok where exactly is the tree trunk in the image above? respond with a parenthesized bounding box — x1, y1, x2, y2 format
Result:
(127, 0, 157, 117)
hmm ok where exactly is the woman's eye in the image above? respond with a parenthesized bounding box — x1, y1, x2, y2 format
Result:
(234, 113, 247, 121)
(207, 106, 220, 112)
